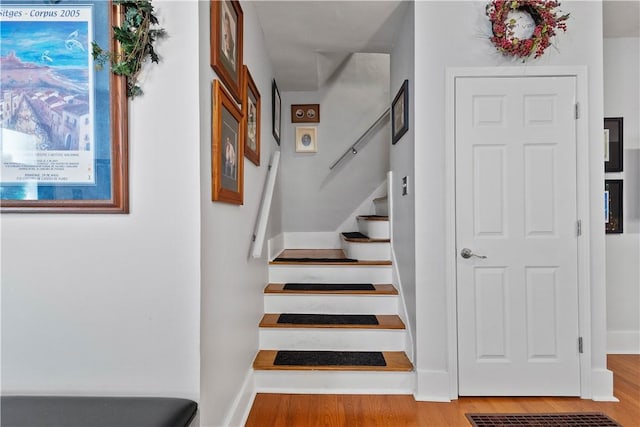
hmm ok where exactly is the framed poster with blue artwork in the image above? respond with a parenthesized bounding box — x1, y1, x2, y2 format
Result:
(0, 1, 128, 213)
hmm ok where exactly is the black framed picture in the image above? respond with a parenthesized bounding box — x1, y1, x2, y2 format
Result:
(392, 79, 409, 145)
(272, 79, 281, 145)
(605, 179, 623, 234)
(604, 117, 623, 172)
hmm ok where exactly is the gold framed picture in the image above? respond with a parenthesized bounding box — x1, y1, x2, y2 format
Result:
(212, 80, 244, 204)
(295, 126, 318, 153)
(243, 66, 260, 166)
(210, 0, 243, 103)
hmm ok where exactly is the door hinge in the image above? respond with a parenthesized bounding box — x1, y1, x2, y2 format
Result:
(575, 103, 580, 119)
(578, 337, 583, 353)
(252, 234, 256, 242)
(576, 220, 582, 236)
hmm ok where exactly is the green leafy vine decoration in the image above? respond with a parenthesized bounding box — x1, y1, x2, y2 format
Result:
(92, 0, 166, 98)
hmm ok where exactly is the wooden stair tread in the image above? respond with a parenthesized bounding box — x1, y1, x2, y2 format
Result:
(264, 283, 398, 295)
(253, 350, 413, 371)
(276, 249, 346, 259)
(372, 196, 388, 202)
(341, 233, 390, 243)
(270, 259, 391, 266)
(270, 249, 391, 265)
(260, 313, 405, 329)
(357, 215, 389, 221)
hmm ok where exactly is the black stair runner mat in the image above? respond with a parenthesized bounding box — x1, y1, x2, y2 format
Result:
(274, 351, 386, 367)
(277, 313, 379, 325)
(466, 412, 621, 427)
(273, 257, 358, 262)
(342, 231, 369, 239)
(283, 283, 376, 291)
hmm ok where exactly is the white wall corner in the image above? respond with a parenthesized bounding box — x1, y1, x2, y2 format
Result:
(607, 331, 640, 354)
(590, 368, 617, 401)
(268, 233, 285, 261)
(414, 369, 452, 402)
(222, 369, 256, 427)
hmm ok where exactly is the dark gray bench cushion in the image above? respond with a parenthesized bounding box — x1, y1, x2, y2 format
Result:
(1, 396, 197, 427)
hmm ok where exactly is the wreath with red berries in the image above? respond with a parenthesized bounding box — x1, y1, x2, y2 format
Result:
(486, 0, 569, 60)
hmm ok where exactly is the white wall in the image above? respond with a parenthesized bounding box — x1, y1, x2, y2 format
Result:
(198, 1, 278, 425)
(1, 0, 200, 399)
(279, 53, 390, 232)
(603, 37, 640, 354)
(389, 2, 416, 360)
(410, 1, 611, 400)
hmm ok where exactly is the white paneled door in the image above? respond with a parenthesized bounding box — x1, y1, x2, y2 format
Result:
(455, 76, 580, 396)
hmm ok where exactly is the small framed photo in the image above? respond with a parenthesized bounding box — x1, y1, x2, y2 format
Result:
(605, 179, 623, 234)
(212, 80, 244, 204)
(392, 79, 409, 145)
(210, 0, 243, 103)
(291, 104, 320, 123)
(604, 117, 623, 172)
(243, 66, 260, 166)
(295, 126, 317, 153)
(272, 80, 281, 145)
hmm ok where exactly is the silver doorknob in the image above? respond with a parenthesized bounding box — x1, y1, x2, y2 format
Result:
(460, 248, 487, 259)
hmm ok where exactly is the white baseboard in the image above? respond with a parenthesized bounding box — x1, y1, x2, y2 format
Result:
(283, 232, 341, 249)
(414, 369, 452, 402)
(268, 233, 285, 261)
(590, 368, 617, 401)
(607, 330, 640, 354)
(222, 370, 256, 427)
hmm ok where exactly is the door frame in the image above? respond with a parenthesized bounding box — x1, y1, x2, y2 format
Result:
(445, 67, 592, 398)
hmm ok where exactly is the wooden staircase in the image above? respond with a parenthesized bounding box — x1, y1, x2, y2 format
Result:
(253, 203, 414, 394)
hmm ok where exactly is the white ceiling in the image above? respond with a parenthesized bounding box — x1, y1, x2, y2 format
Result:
(253, 1, 640, 92)
(253, 1, 407, 91)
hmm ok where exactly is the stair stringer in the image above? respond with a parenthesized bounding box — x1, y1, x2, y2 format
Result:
(390, 243, 415, 363)
(387, 170, 416, 364)
(335, 181, 388, 235)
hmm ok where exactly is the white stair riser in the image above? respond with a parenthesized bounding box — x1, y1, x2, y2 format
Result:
(269, 265, 392, 283)
(260, 328, 407, 351)
(264, 294, 398, 314)
(342, 240, 390, 261)
(357, 219, 390, 240)
(254, 370, 415, 394)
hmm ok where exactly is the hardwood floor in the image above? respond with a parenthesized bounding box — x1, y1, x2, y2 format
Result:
(245, 354, 639, 427)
